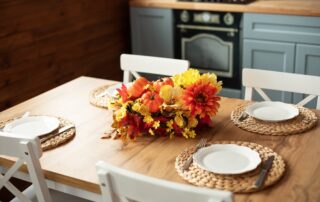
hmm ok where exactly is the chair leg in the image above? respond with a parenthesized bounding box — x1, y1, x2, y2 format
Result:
(123, 71, 133, 83)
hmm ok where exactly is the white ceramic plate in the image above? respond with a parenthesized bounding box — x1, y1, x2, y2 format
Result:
(105, 82, 132, 97)
(3, 116, 60, 137)
(245, 101, 299, 122)
(193, 144, 261, 175)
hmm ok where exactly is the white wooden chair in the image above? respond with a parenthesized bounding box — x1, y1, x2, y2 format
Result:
(242, 68, 320, 109)
(0, 132, 91, 202)
(120, 54, 190, 83)
(96, 161, 233, 202)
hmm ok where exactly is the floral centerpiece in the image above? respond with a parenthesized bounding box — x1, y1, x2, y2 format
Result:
(107, 69, 222, 141)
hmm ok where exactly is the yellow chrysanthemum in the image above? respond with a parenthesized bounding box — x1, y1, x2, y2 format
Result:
(182, 128, 190, 139)
(115, 104, 127, 121)
(172, 69, 201, 88)
(143, 115, 153, 124)
(132, 102, 141, 112)
(166, 120, 174, 131)
(153, 121, 160, 129)
(188, 129, 197, 138)
(159, 85, 183, 105)
(200, 73, 217, 83)
(200, 73, 223, 93)
(182, 128, 197, 139)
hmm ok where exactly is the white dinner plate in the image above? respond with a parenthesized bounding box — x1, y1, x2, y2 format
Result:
(245, 101, 299, 122)
(193, 144, 261, 175)
(105, 82, 132, 97)
(3, 116, 60, 137)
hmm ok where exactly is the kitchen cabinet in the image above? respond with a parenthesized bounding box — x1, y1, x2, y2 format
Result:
(294, 44, 320, 108)
(130, 7, 174, 58)
(243, 13, 320, 108)
(242, 39, 295, 102)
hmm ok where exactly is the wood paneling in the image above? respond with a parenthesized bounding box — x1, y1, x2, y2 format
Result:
(0, 0, 130, 111)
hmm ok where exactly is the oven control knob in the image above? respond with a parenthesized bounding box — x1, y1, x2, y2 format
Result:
(224, 13, 234, 25)
(180, 10, 190, 23)
(202, 12, 211, 23)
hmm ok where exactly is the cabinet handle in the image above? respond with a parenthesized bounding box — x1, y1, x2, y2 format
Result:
(177, 24, 238, 33)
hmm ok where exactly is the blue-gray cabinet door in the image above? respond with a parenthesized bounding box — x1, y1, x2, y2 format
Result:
(242, 39, 295, 102)
(130, 7, 174, 58)
(294, 44, 320, 108)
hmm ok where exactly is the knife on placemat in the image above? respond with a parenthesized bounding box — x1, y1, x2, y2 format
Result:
(40, 125, 75, 143)
(254, 155, 275, 189)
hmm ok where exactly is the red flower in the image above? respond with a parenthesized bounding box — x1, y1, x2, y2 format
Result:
(117, 84, 130, 102)
(183, 80, 220, 118)
(119, 113, 144, 139)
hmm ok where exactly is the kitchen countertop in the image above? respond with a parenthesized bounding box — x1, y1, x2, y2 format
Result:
(130, 0, 320, 17)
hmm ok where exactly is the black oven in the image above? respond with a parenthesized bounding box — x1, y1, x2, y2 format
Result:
(174, 10, 242, 90)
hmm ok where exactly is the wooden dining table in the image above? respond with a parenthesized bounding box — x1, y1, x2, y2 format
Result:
(0, 76, 320, 202)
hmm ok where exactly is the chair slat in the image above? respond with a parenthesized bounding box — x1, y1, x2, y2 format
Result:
(297, 95, 317, 107)
(120, 54, 189, 83)
(96, 161, 233, 202)
(243, 68, 320, 109)
(0, 159, 23, 189)
(255, 87, 271, 101)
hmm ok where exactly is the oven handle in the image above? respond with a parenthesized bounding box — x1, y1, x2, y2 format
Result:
(177, 24, 238, 33)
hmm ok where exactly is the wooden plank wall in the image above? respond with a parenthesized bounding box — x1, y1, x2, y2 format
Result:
(0, 0, 130, 111)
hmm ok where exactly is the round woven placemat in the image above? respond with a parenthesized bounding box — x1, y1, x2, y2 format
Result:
(231, 105, 318, 136)
(175, 141, 285, 193)
(89, 84, 117, 108)
(0, 116, 75, 151)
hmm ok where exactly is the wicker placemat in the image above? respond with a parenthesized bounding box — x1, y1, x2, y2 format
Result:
(231, 105, 318, 136)
(89, 84, 117, 108)
(175, 141, 285, 193)
(0, 116, 75, 151)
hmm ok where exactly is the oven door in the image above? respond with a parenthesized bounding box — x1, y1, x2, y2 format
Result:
(176, 24, 241, 89)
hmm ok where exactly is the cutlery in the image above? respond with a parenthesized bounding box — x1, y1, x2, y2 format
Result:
(21, 111, 30, 118)
(40, 125, 75, 143)
(182, 138, 207, 170)
(254, 155, 274, 189)
(238, 111, 249, 122)
(97, 90, 109, 98)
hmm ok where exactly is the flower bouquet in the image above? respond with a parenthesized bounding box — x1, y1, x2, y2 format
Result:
(108, 69, 222, 141)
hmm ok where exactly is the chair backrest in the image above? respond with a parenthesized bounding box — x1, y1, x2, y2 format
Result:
(120, 54, 190, 83)
(96, 161, 233, 202)
(0, 132, 52, 202)
(242, 68, 320, 109)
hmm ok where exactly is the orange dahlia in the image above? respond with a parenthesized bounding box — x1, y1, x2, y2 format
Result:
(183, 80, 220, 118)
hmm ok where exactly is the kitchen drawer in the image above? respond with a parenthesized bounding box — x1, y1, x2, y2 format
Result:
(243, 13, 320, 45)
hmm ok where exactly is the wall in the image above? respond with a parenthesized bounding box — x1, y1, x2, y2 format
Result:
(0, 0, 130, 111)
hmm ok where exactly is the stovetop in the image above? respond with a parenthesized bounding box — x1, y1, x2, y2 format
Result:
(178, 0, 251, 4)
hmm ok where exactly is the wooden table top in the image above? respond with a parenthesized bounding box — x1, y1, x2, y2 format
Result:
(1, 76, 320, 202)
